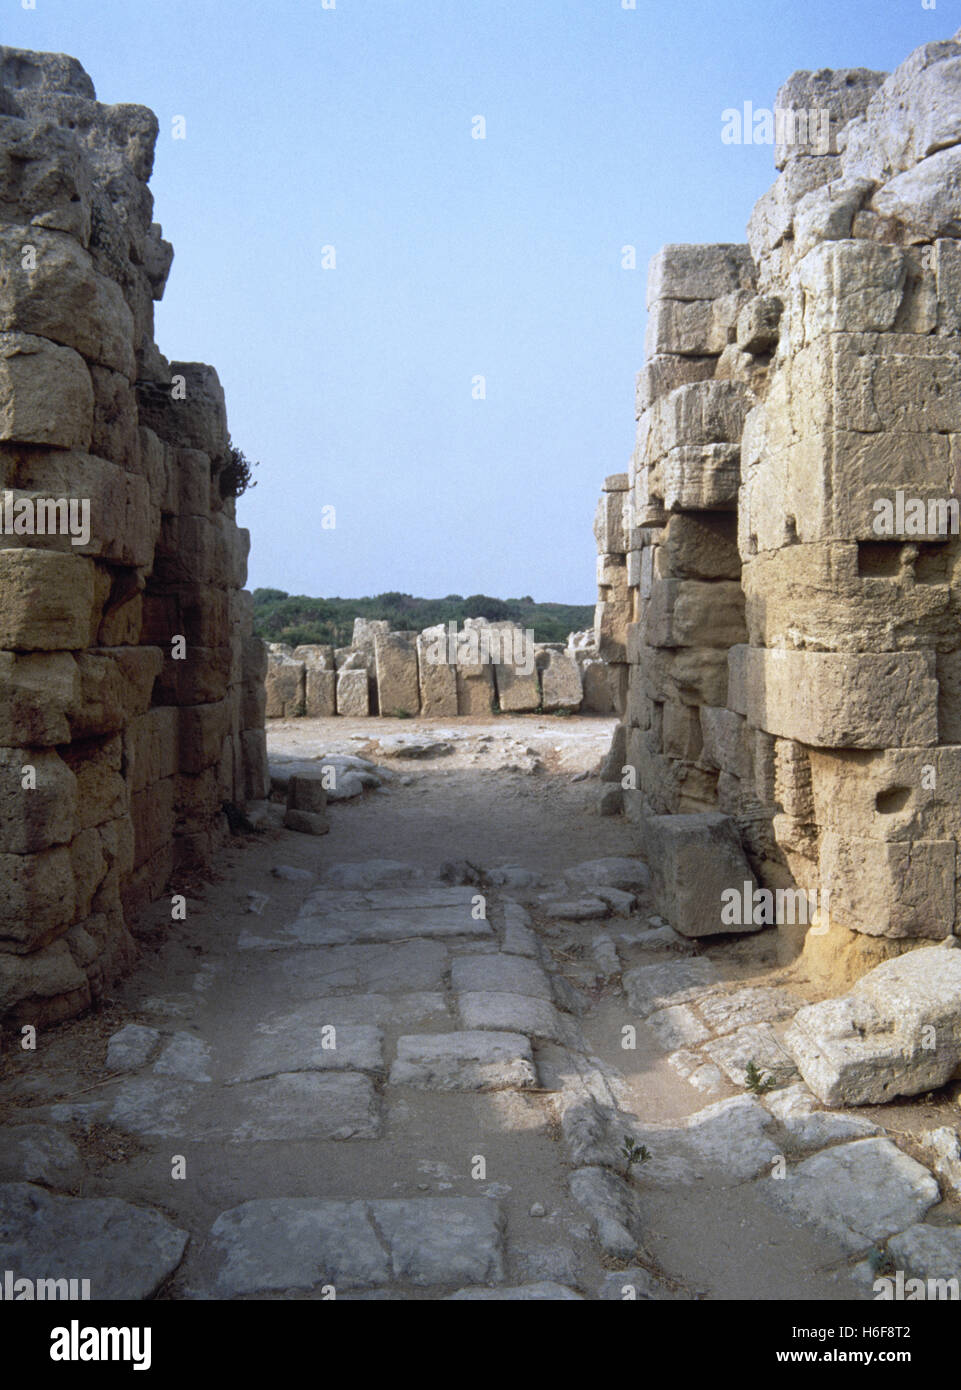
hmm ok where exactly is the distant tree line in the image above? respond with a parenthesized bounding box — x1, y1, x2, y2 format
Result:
(251, 590, 595, 648)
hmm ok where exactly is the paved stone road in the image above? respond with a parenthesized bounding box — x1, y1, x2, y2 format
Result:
(1, 734, 959, 1300)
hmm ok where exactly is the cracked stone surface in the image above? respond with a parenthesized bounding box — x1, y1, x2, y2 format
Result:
(389, 1032, 537, 1091)
(769, 1138, 940, 1255)
(229, 1017, 385, 1083)
(0, 1183, 188, 1300)
(623, 958, 720, 1017)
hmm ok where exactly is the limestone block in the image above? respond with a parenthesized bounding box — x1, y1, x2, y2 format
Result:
(375, 631, 420, 717)
(304, 668, 336, 717)
(0, 227, 135, 378)
(580, 660, 619, 714)
(636, 355, 716, 414)
(796, 332, 961, 437)
(662, 700, 703, 761)
(736, 294, 783, 355)
(494, 660, 540, 713)
(808, 746, 961, 847)
(646, 580, 746, 650)
(747, 155, 838, 263)
(785, 940, 961, 1105)
(0, 549, 93, 650)
(241, 728, 269, 801)
(821, 832, 955, 939)
(291, 644, 335, 669)
(644, 291, 750, 359)
(594, 596, 631, 662)
(61, 736, 126, 832)
(646, 244, 755, 307)
(416, 628, 458, 716)
(540, 650, 583, 712)
(593, 491, 629, 553)
(72, 647, 163, 739)
(699, 707, 751, 781)
(656, 444, 741, 512)
(0, 845, 75, 949)
(603, 473, 629, 492)
(645, 381, 752, 463)
(0, 746, 76, 852)
(660, 513, 740, 580)
(841, 42, 961, 182)
(336, 669, 369, 717)
(643, 643, 730, 709)
(352, 618, 390, 654)
(265, 657, 305, 718)
(645, 812, 760, 937)
(774, 67, 885, 168)
(0, 114, 93, 244)
(0, 651, 78, 746)
(0, 332, 93, 448)
(935, 238, 961, 332)
(791, 179, 874, 261)
(870, 146, 961, 240)
(796, 241, 906, 337)
(123, 708, 178, 794)
(728, 645, 938, 748)
(140, 361, 227, 457)
(178, 701, 228, 775)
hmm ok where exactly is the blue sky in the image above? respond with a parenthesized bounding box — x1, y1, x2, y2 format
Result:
(4, 0, 958, 602)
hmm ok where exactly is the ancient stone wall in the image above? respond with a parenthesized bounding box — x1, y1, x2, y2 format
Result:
(0, 48, 267, 1024)
(615, 33, 961, 982)
(264, 615, 616, 717)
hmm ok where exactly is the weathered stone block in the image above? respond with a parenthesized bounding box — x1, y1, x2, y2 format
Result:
(336, 669, 369, 717)
(0, 331, 93, 448)
(375, 631, 420, 717)
(0, 549, 94, 650)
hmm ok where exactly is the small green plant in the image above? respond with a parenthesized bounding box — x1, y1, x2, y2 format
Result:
(744, 1060, 778, 1095)
(621, 1135, 651, 1178)
(390, 708, 414, 719)
(553, 706, 574, 718)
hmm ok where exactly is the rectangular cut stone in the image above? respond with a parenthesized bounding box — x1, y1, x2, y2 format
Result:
(288, 887, 493, 946)
(0, 332, 93, 448)
(729, 646, 938, 748)
(646, 244, 755, 308)
(821, 832, 956, 938)
(0, 549, 94, 650)
(643, 812, 760, 938)
(658, 444, 740, 511)
(495, 662, 540, 712)
(416, 628, 458, 716)
(540, 650, 582, 711)
(374, 631, 420, 717)
(389, 1031, 536, 1091)
(305, 668, 335, 717)
(646, 579, 746, 649)
(336, 669, 369, 717)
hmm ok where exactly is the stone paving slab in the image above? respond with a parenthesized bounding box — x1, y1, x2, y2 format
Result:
(629, 1095, 782, 1187)
(458, 991, 574, 1044)
(647, 1004, 711, 1051)
(623, 958, 720, 1018)
(276, 941, 449, 994)
(569, 1166, 645, 1260)
(451, 953, 553, 1000)
(207, 1198, 389, 1294)
(769, 1138, 940, 1255)
(0, 1183, 188, 1300)
(203, 1072, 380, 1142)
(389, 1031, 537, 1091)
(229, 1018, 385, 1083)
(696, 986, 804, 1036)
(288, 887, 492, 946)
(0, 1124, 83, 1189)
(370, 1197, 504, 1286)
(153, 1032, 213, 1083)
(702, 1023, 799, 1088)
(887, 1223, 961, 1282)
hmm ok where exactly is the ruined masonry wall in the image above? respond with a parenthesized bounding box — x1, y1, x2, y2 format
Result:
(611, 34, 961, 981)
(0, 48, 268, 1024)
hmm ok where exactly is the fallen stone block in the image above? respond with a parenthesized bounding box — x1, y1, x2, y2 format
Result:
(784, 941, 961, 1106)
(644, 812, 760, 938)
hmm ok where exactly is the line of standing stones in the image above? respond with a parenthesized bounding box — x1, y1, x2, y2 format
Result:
(264, 615, 623, 719)
(599, 33, 961, 1016)
(0, 48, 268, 1027)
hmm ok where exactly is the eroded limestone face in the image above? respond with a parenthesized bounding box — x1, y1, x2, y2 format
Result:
(0, 45, 266, 1024)
(609, 30, 961, 967)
